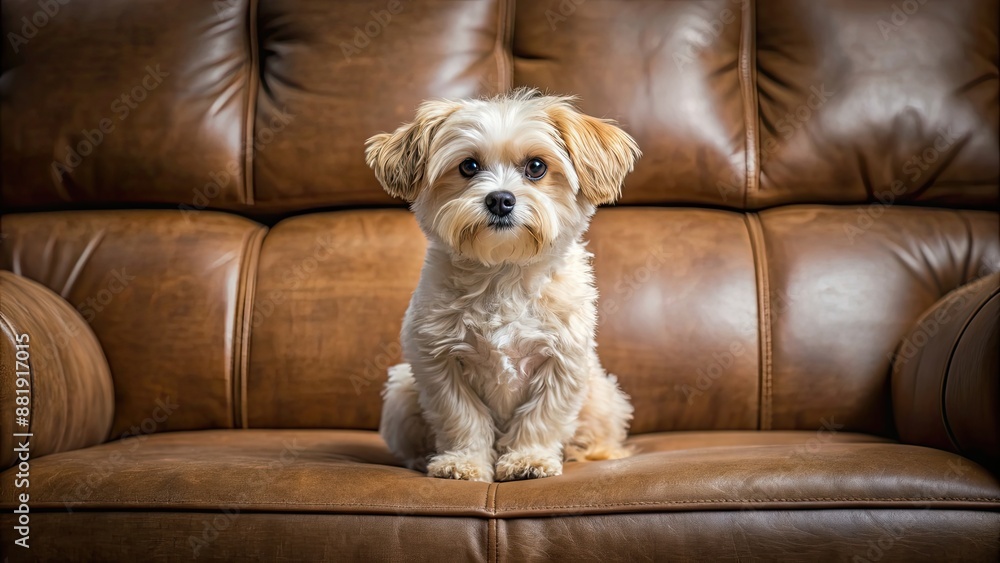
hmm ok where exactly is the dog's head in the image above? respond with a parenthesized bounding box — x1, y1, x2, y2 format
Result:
(365, 88, 640, 265)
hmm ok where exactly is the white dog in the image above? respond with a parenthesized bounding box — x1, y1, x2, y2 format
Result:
(366, 88, 640, 482)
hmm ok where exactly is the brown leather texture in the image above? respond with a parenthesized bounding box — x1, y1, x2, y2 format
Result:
(757, 206, 1000, 435)
(2, 430, 997, 515)
(242, 207, 998, 433)
(252, 0, 511, 211)
(2, 207, 996, 435)
(589, 209, 760, 432)
(3, 0, 996, 212)
(513, 0, 749, 207)
(0, 271, 113, 468)
(755, 0, 999, 209)
(0, 211, 267, 437)
(893, 272, 1000, 471)
(0, 512, 488, 563)
(2, 510, 997, 563)
(246, 211, 424, 429)
(497, 510, 1000, 562)
(1, 0, 254, 209)
(1, 430, 998, 561)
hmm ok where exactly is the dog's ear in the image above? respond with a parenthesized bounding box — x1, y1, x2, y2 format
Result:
(546, 101, 641, 206)
(365, 100, 459, 202)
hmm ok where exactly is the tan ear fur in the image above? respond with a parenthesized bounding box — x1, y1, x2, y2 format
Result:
(546, 102, 641, 206)
(365, 100, 459, 201)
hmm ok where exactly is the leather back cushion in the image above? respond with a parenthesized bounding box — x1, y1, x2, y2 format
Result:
(245, 211, 425, 429)
(252, 0, 509, 211)
(3, 207, 997, 434)
(513, 0, 749, 207)
(754, 0, 999, 208)
(1, 0, 255, 209)
(3, 0, 995, 212)
(0, 211, 266, 437)
(245, 207, 999, 434)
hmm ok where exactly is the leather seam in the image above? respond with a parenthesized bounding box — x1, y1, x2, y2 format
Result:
(243, 0, 260, 205)
(495, 0, 513, 92)
(496, 497, 1000, 510)
(484, 481, 498, 561)
(490, 482, 498, 514)
(738, 0, 759, 209)
(22, 497, 1000, 510)
(745, 213, 772, 430)
(233, 225, 268, 429)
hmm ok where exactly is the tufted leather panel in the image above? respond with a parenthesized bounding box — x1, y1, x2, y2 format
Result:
(240, 206, 1000, 433)
(755, 0, 999, 209)
(251, 0, 511, 210)
(2, 0, 995, 212)
(589, 208, 761, 433)
(757, 206, 1000, 434)
(246, 210, 425, 429)
(244, 208, 762, 431)
(0, 0, 254, 209)
(0, 211, 266, 437)
(513, 0, 749, 207)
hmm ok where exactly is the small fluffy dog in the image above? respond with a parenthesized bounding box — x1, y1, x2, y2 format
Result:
(366, 88, 640, 482)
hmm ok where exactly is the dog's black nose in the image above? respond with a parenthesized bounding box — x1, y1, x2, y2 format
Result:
(485, 191, 516, 217)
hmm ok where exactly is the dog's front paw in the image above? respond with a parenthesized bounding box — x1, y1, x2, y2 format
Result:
(495, 450, 562, 481)
(426, 453, 493, 482)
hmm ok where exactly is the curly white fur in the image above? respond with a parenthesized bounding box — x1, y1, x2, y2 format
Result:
(367, 88, 640, 482)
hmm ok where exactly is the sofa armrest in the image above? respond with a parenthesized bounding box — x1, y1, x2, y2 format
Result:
(1, 270, 114, 468)
(891, 272, 999, 470)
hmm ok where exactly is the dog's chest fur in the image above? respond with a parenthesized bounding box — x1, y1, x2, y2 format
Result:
(409, 243, 597, 424)
(460, 294, 555, 419)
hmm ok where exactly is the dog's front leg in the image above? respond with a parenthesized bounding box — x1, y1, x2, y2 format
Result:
(494, 354, 588, 481)
(415, 356, 497, 482)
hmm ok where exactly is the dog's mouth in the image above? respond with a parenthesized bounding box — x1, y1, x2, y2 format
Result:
(487, 216, 516, 231)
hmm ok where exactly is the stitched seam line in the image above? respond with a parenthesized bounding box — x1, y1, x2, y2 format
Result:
(745, 213, 772, 430)
(738, 0, 759, 209)
(22, 497, 1000, 510)
(499, 497, 1000, 509)
(489, 482, 499, 562)
(233, 225, 267, 428)
(494, 0, 513, 92)
(243, 0, 260, 204)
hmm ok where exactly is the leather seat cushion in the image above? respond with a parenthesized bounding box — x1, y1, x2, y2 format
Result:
(3, 430, 999, 561)
(3, 430, 997, 517)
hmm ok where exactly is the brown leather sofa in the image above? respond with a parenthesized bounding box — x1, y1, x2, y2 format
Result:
(1, 0, 998, 561)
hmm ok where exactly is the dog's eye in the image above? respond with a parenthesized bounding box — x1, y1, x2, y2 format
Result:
(524, 158, 547, 180)
(459, 158, 480, 178)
